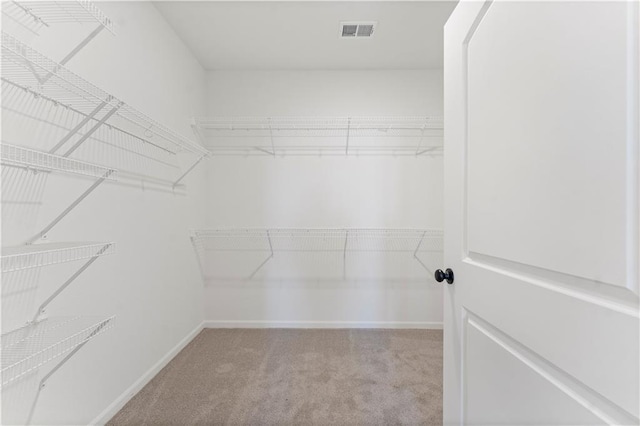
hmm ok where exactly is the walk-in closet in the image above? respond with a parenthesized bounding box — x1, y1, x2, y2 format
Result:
(2, 1, 639, 425)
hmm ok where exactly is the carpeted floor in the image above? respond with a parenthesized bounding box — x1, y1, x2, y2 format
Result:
(108, 328, 443, 426)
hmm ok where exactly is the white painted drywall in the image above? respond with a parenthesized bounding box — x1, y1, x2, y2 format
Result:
(1, 3, 207, 424)
(203, 70, 444, 327)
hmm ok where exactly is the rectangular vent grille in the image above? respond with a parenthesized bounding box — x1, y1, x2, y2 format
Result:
(340, 21, 376, 38)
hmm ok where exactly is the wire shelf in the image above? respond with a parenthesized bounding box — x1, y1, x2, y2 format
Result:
(1, 316, 114, 387)
(191, 228, 443, 282)
(192, 116, 444, 156)
(192, 228, 443, 252)
(1, 242, 115, 273)
(3, 1, 115, 35)
(1, 33, 209, 158)
(1, 143, 117, 180)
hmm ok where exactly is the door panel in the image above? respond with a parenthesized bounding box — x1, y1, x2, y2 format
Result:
(467, 1, 630, 289)
(466, 314, 604, 425)
(444, 1, 639, 424)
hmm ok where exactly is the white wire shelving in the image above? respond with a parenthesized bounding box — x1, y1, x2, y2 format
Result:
(1, 241, 115, 323)
(2, 1, 115, 35)
(192, 116, 443, 156)
(1, 32, 209, 186)
(190, 228, 443, 282)
(1, 315, 114, 423)
(1, 316, 113, 387)
(1, 241, 115, 273)
(1, 143, 117, 244)
(1, 143, 117, 180)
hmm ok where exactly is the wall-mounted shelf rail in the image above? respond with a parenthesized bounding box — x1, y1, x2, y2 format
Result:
(1, 143, 117, 244)
(1, 316, 114, 424)
(192, 116, 443, 156)
(1, 241, 115, 323)
(1, 316, 114, 387)
(1, 241, 115, 273)
(1, 143, 117, 180)
(190, 228, 443, 282)
(3, 1, 115, 34)
(1, 33, 209, 186)
(2, 1, 114, 69)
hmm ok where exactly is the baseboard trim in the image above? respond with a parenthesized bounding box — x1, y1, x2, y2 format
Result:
(203, 320, 443, 329)
(90, 321, 205, 425)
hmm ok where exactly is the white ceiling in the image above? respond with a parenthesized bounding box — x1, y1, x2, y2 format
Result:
(153, 1, 457, 70)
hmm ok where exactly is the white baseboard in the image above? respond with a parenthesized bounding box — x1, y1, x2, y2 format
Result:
(204, 320, 443, 329)
(90, 321, 204, 426)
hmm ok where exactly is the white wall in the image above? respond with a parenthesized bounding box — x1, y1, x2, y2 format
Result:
(2, 3, 207, 424)
(203, 70, 444, 327)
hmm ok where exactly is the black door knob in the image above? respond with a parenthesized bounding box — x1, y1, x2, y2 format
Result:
(434, 268, 454, 284)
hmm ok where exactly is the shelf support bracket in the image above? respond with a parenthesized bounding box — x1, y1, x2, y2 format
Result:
(49, 99, 109, 154)
(173, 154, 206, 188)
(39, 25, 106, 85)
(268, 118, 276, 157)
(248, 230, 274, 280)
(31, 244, 112, 323)
(24, 170, 114, 245)
(345, 117, 351, 155)
(25, 320, 110, 425)
(413, 231, 433, 275)
(415, 125, 427, 156)
(415, 146, 441, 156)
(62, 102, 122, 157)
(343, 230, 349, 280)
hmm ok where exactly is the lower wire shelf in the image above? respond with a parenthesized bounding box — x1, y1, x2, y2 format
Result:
(1, 315, 114, 387)
(190, 228, 443, 282)
(1, 242, 115, 273)
(0, 143, 118, 180)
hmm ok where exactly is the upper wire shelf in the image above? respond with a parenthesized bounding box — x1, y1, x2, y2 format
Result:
(3, 1, 115, 35)
(1, 242, 115, 273)
(1, 315, 114, 387)
(1, 33, 210, 158)
(1, 143, 118, 180)
(192, 116, 444, 156)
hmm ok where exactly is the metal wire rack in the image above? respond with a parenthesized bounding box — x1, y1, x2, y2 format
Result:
(192, 116, 443, 156)
(190, 228, 443, 281)
(2, 1, 115, 35)
(1, 32, 209, 185)
(1, 315, 114, 387)
(1, 143, 118, 180)
(1, 242, 115, 273)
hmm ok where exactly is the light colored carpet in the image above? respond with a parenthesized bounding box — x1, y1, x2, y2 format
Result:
(108, 328, 443, 426)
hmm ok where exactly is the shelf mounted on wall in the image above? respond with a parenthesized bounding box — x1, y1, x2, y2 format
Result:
(190, 228, 444, 282)
(2, 0, 115, 68)
(1, 241, 116, 323)
(1, 316, 114, 424)
(1, 32, 210, 187)
(191, 116, 444, 157)
(1, 143, 118, 244)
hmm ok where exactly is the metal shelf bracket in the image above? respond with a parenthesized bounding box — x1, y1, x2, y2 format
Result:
(24, 319, 111, 425)
(24, 169, 115, 245)
(31, 243, 112, 323)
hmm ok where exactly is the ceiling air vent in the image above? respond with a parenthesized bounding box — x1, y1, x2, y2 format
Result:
(340, 21, 376, 38)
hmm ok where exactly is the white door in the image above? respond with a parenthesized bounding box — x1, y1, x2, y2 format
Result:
(443, 1, 639, 425)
